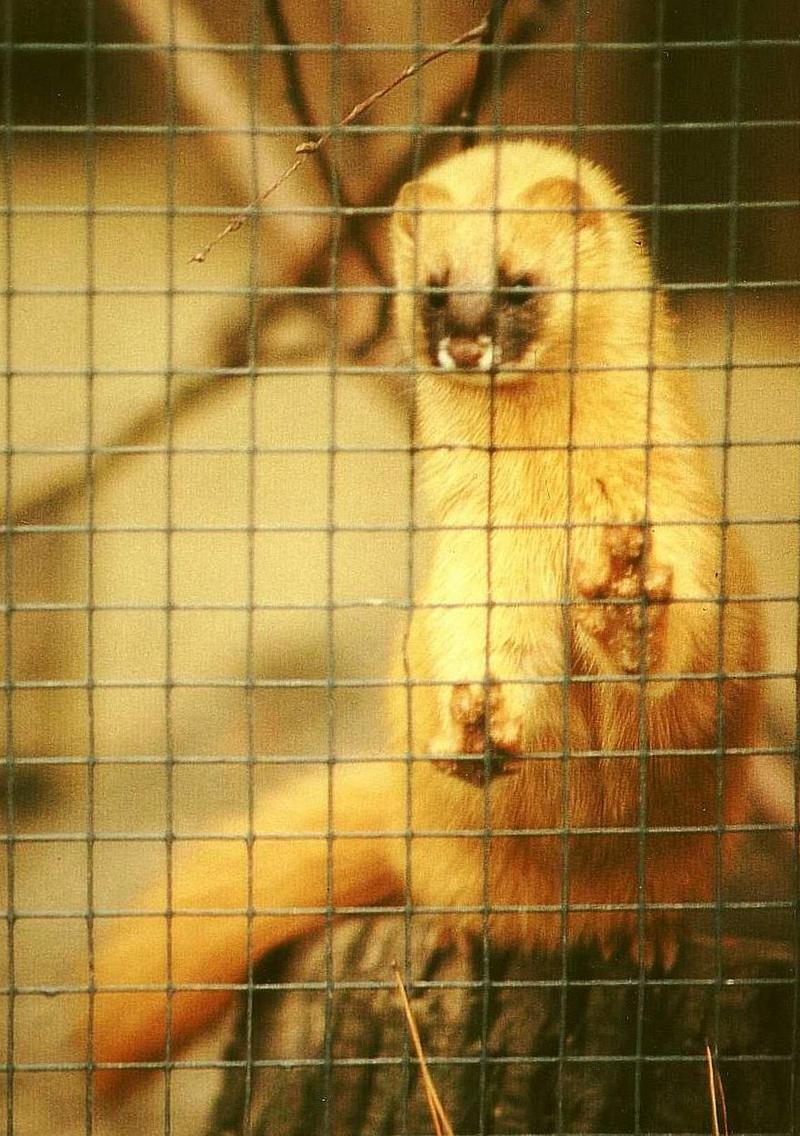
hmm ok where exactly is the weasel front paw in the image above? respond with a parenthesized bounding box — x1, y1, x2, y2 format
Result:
(429, 683, 523, 785)
(574, 525, 672, 675)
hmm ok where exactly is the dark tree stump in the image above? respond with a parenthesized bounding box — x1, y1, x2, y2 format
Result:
(207, 916, 797, 1135)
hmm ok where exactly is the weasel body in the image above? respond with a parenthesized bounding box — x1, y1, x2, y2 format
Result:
(90, 141, 764, 1091)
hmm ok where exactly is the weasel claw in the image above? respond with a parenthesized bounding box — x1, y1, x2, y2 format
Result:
(574, 525, 673, 675)
(429, 683, 524, 785)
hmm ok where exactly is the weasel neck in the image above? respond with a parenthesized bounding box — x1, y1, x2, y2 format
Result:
(414, 369, 570, 453)
(413, 370, 573, 526)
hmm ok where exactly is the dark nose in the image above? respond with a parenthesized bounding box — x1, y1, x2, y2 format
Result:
(448, 337, 485, 368)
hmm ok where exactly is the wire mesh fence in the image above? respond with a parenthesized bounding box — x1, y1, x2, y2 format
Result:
(2, 1, 799, 1133)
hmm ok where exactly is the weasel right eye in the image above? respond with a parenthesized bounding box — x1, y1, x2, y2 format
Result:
(504, 275, 535, 306)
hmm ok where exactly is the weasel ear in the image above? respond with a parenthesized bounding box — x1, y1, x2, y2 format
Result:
(393, 179, 454, 240)
(517, 175, 604, 232)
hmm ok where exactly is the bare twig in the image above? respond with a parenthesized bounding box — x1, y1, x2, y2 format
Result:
(117, 0, 312, 209)
(367, 6, 543, 233)
(263, 0, 333, 188)
(459, 0, 511, 148)
(392, 962, 455, 1136)
(116, 0, 328, 283)
(262, 0, 391, 350)
(191, 17, 490, 264)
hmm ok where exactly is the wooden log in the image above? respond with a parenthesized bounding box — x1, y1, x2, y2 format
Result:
(206, 915, 797, 1135)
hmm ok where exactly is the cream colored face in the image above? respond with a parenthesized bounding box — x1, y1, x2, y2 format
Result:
(393, 172, 608, 386)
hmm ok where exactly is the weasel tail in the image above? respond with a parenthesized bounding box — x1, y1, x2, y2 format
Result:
(90, 141, 764, 1094)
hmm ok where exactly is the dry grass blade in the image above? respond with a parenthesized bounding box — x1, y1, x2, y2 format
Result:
(190, 17, 489, 263)
(705, 1042, 730, 1136)
(392, 962, 455, 1136)
(715, 1061, 730, 1135)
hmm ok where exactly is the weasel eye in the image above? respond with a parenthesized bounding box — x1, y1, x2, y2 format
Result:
(426, 281, 448, 311)
(501, 275, 535, 306)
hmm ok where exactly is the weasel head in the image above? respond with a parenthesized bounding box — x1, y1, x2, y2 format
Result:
(391, 141, 650, 387)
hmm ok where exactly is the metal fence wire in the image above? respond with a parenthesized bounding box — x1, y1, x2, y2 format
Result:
(2, 1, 799, 1133)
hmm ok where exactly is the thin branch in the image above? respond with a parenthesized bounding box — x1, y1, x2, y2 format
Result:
(116, 0, 328, 283)
(262, 0, 391, 340)
(117, 0, 299, 208)
(459, 0, 511, 148)
(191, 17, 490, 264)
(263, 0, 334, 188)
(392, 962, 455, 1136)
(370, 7, 544, 225)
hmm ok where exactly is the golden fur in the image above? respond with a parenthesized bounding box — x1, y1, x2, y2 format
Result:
(89, 141, 764, 1094)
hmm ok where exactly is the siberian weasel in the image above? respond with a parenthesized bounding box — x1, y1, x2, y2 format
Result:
(90, 140, 764, 1093)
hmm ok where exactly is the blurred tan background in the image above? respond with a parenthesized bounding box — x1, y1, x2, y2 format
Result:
(1, 1, 797, 1132)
